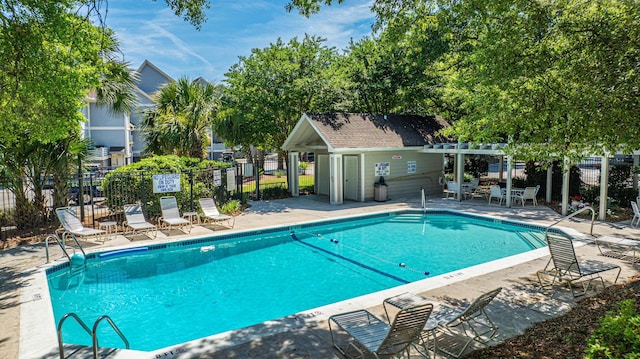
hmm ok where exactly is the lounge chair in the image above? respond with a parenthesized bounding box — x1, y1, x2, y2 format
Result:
(537, 233, 621, 297)
(329, 303, 433, 359)
(159, 196, 191, 233)
(432, 287, 502, 358)
(487, 185, 506, 206)
(512, 185, 538, 206)
(123, 204, 157, 239)
(631, 201, 640, 227)
(55, 207, 106, 243)
(595, 235, 640, 263)
(383, 288, 502, 358)
(199, 198, 235, 229)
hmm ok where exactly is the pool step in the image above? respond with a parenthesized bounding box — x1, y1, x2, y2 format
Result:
(516, 231, 546, 249)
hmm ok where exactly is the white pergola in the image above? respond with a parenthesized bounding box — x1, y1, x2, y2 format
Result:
(419, 143, 629, 220)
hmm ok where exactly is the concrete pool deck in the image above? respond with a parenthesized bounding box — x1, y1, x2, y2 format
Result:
(2, 195, 640, 358)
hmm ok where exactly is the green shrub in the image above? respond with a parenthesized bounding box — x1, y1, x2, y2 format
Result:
(220, 200, 241, 214)
(261, 186, 290, 200)
(101, 155, 229, 217)
(585, 299, 640, 359)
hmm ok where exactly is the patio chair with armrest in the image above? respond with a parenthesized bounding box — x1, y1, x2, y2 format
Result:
(123, 204, 157, 239)
(487, 185, 506, 206)
(159, 196, 191, 234)
(512, 185, 539, 206)
(329, 302, 433, 359)
(537, 233, 621, 297)
(199, 198, 235, 229)
(445, 181, 466, 200)
(55, 207, 106, 243)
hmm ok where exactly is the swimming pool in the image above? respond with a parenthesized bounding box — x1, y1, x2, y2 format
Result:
(46, 210, 550, 351)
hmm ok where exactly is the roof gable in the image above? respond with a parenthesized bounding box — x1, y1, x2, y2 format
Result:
(284, 113, 450, 151)
(135, 60, 173, 95)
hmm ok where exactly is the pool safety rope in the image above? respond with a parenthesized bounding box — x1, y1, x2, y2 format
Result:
(291, 231, 430, 277)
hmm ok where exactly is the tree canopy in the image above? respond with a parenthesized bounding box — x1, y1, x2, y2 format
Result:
(283, 0, 640, 161)
(217, 35, 342, 153)
(143, 78, 221, 160)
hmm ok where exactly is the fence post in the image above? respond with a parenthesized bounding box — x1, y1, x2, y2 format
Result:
(255, 159, 261, 200)
(89, 174, 95, 225)
(140, 171, 146, 212)
(189, 170, 194, 211)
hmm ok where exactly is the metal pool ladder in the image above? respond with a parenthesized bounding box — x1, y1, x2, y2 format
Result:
(45, 233, 86, 264)
(57, 312, 130, 359)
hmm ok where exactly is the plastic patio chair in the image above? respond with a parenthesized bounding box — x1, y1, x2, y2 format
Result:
(512, 186, 538, 206)
(631, 201, 640, 227)
(487, 185, 506, 206)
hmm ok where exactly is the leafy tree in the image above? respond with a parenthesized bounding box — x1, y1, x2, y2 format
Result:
(143, 77, 221, 160)
(0, 0, 208, 229)
(286, 0, 640, 163)
(218, 35, 340, 162)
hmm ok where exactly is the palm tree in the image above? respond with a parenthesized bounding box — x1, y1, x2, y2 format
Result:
(142, 78, 220, 160)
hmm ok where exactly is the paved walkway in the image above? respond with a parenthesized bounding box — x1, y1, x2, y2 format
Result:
(2, 195, 639, 358)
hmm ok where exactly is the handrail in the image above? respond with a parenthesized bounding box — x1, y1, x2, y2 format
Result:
(545, 206, 596, 236)
(92, 315, 130, 358)
(57, 313, 92, 359)
(46, 234, 70, 263)
(46, 232, 86, 264)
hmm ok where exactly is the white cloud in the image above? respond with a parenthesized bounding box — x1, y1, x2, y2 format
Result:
(105, 0, 375, 81)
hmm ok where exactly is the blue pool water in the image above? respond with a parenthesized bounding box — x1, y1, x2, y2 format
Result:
(47, 211, 547, 351)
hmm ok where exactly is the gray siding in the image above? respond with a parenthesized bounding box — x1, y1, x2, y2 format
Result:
(89, 104, 121, 127)
(137, 66, 169, 94)
(363, 151, 443, 201)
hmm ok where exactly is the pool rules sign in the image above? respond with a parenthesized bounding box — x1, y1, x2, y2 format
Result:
(153, 174, 181, 193)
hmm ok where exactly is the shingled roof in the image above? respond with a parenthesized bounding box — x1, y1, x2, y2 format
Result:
(283, 113, 450, 151)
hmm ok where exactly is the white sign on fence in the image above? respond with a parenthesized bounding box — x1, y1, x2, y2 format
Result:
(213, 169, 222, 186)
(226, 168, 236, 191)
(152, 173, 181, 193)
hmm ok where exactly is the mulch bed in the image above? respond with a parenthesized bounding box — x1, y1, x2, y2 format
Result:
(470, 276, 640, 358)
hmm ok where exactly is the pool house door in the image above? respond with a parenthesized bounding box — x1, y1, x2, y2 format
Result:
(344, 155, 358, 201)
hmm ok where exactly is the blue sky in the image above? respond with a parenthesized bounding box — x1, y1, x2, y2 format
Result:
(104, 0, 376, 83)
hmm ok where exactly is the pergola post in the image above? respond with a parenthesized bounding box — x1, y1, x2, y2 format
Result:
(456, 151, 464, 201)
(561, 157, 570, 216)
(288, 152, 299, 197)
(506, 156, 513, 207)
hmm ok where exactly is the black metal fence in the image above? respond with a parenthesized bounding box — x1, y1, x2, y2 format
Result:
(0, 159, 315, 242)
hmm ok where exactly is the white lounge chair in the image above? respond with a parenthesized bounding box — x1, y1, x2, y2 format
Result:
(123, 204, 157, 239)
(537, 233, 621, 297)
(487, 185, 505, 206)
(199, 198, 235, 229)
(55, 207, 105, 242)
(512, 186, 538, 206)
(159, 196, 191, 233)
